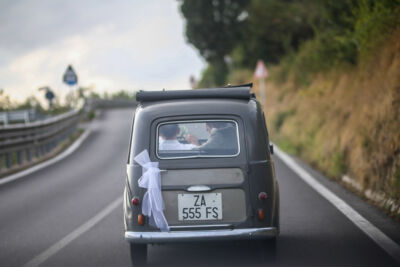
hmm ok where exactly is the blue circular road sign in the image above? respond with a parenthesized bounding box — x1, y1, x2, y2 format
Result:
(63, 65, 78, 86)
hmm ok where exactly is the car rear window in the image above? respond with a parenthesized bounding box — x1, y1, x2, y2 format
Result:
(157, 120, 240, 159)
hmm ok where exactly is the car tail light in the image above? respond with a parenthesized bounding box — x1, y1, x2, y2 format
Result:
(138, 214, 145, 225)
(258, 192, 267, 201)
(258, 209, 265, 221)
(132, 197, 140, 206)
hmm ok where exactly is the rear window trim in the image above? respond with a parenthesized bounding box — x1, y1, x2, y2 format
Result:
(156, 119, 241, 160)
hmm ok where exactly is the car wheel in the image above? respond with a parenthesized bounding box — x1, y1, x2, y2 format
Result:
(273, 201, 280, 234)
(273, 183, 280, 235)
(130, 243, 147, 266)
(255, 238, 277, 262)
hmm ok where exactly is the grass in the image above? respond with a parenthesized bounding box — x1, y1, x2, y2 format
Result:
(273, 109, 296, 132)
(328, 151, 347, 178)
(275, 138, 299, 155)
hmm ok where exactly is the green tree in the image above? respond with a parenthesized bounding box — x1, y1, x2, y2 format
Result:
(111, 90, 136, 100)
(15, 96, 45, 113)
(180, 0, 250, 86)
(235, 0, 318, 68)
(0, 89, 12, 111)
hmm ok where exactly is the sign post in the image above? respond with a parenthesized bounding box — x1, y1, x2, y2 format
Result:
(39, 86, 55, 109)
(253, 60, 269, 104)
(63, 65, 78, 107)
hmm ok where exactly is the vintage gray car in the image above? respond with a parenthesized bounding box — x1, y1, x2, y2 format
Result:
(124, 84, 279, 265)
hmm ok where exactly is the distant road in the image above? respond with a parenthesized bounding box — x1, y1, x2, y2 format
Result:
(0, 109, 399, 267)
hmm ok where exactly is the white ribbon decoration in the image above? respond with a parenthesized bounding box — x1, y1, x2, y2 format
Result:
(134, 149, 169, 232)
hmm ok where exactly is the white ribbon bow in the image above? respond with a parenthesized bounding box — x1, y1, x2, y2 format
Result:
(134, 149, 169, 232)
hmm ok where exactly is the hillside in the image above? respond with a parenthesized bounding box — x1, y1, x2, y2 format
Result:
(241, 30, 400, 218)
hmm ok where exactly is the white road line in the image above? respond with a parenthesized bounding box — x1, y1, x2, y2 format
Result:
(0, 128, 91, 186)
(22, 197, 123, 267)
(274, 145, 400, 264)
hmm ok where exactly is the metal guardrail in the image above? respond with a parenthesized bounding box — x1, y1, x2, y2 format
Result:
(0, 110, 80, 173)
(0, 99, 135, 175)
(0, 109, 36, 125)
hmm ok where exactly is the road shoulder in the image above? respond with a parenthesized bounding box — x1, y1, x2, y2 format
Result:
(273, 145, 400, 263)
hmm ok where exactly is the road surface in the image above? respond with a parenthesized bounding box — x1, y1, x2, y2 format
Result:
(0, 109, 399, 267)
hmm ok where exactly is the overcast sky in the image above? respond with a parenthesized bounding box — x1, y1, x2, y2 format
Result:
(0, 0, 205, 103)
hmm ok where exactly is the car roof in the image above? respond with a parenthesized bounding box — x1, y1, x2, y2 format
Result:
(135, 83, 254, 103)
(137, 98, 257, 119)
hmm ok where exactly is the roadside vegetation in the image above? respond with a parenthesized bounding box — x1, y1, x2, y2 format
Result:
(0, 87, 136, 119)
(0, 89, 69, 115)
(180, 0, 400, 218)
(87, 89, 136, 101)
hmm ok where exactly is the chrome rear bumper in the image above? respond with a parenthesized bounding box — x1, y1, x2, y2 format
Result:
(125, 227, 277, 244)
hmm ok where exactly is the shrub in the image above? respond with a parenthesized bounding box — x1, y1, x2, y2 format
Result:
(352, 0, 400, 59)
(274, 109, 296, 131)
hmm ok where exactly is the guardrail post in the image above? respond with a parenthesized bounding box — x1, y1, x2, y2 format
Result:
(26, 148, 31, 162)
(17, 151, 23, 165)
(35, 146, 40, 158)
(24, 111, 29, 123)
(4, 113, 9, 126)
(5, 153, 11, 169)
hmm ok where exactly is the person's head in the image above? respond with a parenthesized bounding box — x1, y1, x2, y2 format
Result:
(159, 124, 180, 140)
(205, 122, 225, 133)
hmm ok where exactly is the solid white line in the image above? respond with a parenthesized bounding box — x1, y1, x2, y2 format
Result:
(274, 145, 400, 264)
(22, 197, 123, 267)
(0, 128, 91, 186)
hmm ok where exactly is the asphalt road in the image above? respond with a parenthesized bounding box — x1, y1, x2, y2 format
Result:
(0, 109, 399, 267)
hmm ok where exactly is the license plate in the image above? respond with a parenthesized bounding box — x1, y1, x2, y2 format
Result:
(178, 193, 222, 221)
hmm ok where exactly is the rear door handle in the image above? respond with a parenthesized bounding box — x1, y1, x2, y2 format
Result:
(186, 185, 211, 192)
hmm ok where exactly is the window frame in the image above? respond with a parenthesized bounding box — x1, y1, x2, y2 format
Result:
(156, 119, 241, 160)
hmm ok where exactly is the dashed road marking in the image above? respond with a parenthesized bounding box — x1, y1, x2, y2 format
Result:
(22, 197, 122, 267)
